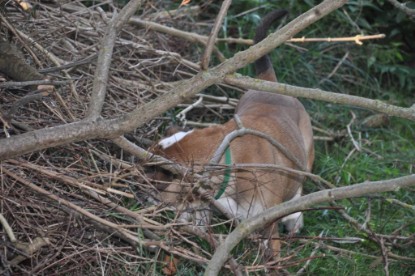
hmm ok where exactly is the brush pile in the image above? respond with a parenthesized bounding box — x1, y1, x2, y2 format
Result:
(0, 1, 242, 274)
(1, 1, 414, 275)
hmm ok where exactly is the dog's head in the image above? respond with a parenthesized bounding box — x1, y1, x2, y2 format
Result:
(146, 126, 199, 204)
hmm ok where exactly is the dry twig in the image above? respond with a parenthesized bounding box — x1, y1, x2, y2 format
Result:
(200, 0, 232, 70)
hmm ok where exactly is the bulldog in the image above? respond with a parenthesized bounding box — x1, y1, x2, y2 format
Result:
(149, 10, 314, 257)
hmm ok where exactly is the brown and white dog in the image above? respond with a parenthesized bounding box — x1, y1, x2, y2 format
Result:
(149, 10, 314, 257)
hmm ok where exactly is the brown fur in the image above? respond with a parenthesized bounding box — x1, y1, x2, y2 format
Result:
(149, 10, 314, 258)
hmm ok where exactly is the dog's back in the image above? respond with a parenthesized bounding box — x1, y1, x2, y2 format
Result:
(236, 89, 314, 174)
(236, 9, 314, 174)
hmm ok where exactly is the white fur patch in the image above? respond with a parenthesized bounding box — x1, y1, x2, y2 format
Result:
(216, 197, 238, 217)
(158, 130, 193, 149)
(281, 187, 304, 233)
(281, 211, 303, 232)
(216, 197, 265, 220)
(242, 201, 266, 219)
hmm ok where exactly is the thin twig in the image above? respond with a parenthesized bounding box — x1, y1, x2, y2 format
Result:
(379, 237, 390, 276)
(319, 51, 349, 85)
(112, 136, 189, 176)
(200, 0, 232, 70)
(177, 96, 203, 123)
(7, 91, 52, 118)
(346, 111, 361, 152)
(38, 53, 98, 73)
(385, 198, 415, 212)
(0, 213, 16, 242)
(131, 16, 385, 46)
(289, 34, 385, 45)
(296, 231, 324, 275)
(297, 239, 383, 260)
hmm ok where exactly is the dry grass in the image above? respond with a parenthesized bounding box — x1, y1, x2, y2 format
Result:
(1, 1, 414, 275)
(0, 1, 226, 274)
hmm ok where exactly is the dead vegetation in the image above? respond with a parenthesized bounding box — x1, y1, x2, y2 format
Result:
(0, 1, 231, 274)
(0, 1, 414, 275)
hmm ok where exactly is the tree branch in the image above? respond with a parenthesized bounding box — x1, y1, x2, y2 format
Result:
(86, 0, 143, 120)
(204, 174, 415, 275)
(212, 0, 347, 76)
(224, 74, 415, 121)
(0, 79, 69, 88)
(386, 0, 415, 20)
(0, 0, 347, 160)
(200, 0, 232, 70)
(129, 18, 208, 44)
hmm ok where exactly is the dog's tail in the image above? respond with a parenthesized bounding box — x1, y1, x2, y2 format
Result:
(254, 10, 288, 82)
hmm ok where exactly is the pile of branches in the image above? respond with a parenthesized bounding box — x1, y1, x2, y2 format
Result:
(1, 0, 414, 275)
(0, 1, 240, 274)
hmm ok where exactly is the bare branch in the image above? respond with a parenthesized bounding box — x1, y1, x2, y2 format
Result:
(129, 18, 208, 44)
(289, 34, 385, 45)
(0, 80, 69, 88)
(205, 174, 415, 275)
(86, 0, 143, 120)
(131, 13, 384, 47)
(224, 74, 415, 121)
(213, 0, 348, 75)
(0, 0, 347, 160)
(200, 0, 232, 70)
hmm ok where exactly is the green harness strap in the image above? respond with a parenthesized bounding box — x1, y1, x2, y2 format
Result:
(214, 146, 232, 200)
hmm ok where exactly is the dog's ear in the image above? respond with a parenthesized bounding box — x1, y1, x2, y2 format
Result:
(165, 125, 185, 137)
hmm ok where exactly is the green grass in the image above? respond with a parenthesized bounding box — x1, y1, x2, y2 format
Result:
(300, 114, 415, 275)
(137, 1, 415, 274)
(202, 1, 415, 275)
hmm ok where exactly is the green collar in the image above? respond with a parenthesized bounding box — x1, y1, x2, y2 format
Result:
(214, 146, 232, 200)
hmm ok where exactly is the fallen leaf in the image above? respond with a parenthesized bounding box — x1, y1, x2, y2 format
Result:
(180, 0, 191, 7)
(162, 255, 179, 275)
(16, 0, 32, 11)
